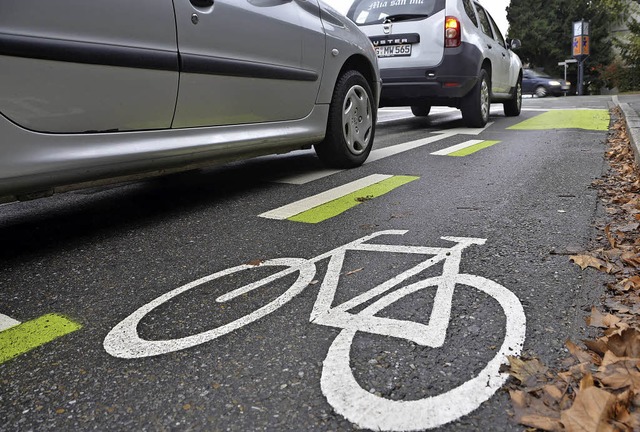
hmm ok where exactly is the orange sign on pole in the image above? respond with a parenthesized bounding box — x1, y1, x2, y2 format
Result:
(572, 36, 581, 56)
(572, 36, 590, 57)
(582, 36, 590, 55)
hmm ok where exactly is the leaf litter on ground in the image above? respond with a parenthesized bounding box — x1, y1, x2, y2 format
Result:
(506, 108, 640, 431)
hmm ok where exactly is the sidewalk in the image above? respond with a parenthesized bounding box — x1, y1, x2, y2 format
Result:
(616, 94, 640, 162)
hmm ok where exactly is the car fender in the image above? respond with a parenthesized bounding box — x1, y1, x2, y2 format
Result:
(316, 2, 381, 106)
(508, 52, 523, 86)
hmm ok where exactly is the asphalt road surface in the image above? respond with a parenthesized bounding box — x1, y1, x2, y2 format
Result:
(0, 95, 615, 431)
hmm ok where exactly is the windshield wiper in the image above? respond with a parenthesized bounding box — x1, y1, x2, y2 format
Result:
(381, 14, 429, 23)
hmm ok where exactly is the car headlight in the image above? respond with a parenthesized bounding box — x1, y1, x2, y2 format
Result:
(549, 80, 561, 86)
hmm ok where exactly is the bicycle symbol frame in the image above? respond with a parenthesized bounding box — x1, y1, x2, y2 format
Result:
(104, 230, 526, 431)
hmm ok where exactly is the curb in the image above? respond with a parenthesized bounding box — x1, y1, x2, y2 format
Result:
(615, 96, 640, 164)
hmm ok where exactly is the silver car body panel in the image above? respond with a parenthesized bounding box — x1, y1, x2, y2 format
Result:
(172, 0, 326, 127)
(0, 106, 329, 199)
(0, 0, 179, 133)
(0, 0, 380, 202)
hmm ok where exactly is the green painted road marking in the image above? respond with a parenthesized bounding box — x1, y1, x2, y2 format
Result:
(448, 140, 501, 156)
(260, 174, 394, 220)
(432, 140, 501, 157)
(288, 175, 419, 224)
(508, 109, 610, 131)
(0, 313, 82, 364)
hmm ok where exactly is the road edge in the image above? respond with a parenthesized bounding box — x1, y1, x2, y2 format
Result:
(614, 95, 640, 164)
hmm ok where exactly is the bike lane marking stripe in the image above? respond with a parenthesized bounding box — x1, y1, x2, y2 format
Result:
(288, 175, 419, 224)
(0, 314, 82, 364)
(448, 140, 500, 157)
(273, 125, 492, 185)
(508, 109, 610, 131)
(0, 313, 21, 332)
(260, 174, 392, 220)
(433, 140, 501, 157)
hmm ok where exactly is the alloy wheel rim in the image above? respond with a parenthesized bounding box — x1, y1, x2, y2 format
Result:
(480, 79, 490, 122)
(342, 85, 372, 155)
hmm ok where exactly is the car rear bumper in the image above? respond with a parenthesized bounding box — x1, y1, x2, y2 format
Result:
(378, 43, 482, 107)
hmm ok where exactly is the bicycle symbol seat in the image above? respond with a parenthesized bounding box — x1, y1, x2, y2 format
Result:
(104, 230, 526, 431)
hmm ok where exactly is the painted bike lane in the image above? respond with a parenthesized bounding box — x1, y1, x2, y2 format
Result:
(0, 103, 612, 431)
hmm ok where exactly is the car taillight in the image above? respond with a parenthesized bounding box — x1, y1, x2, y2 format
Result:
(445, 16, 461, 48)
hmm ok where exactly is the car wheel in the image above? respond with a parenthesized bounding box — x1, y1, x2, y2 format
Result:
(461, 69, 490, 128)
(503, 78, 522, 117)
(535, 86, 548, 98)
(315, 70, 375, 168)
(411, 105, 431, 117)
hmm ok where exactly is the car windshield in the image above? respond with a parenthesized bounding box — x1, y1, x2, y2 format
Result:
(346, 0, 445, 25)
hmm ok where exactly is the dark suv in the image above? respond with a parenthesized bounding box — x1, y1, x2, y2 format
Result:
(347, 0, 522, 127)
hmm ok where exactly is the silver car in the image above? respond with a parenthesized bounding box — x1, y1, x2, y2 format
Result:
(0, 0, 380, 202)
(346, 0, 522, 127)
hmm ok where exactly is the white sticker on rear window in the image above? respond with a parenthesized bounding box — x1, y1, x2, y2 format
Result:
(356, 11, 369, 23)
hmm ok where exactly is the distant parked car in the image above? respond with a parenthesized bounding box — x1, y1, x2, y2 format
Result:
(0, 0, 380, 203)
(522, 69, 570, 97)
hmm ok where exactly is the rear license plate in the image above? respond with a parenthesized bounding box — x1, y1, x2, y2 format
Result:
(375, 44, 412, 58)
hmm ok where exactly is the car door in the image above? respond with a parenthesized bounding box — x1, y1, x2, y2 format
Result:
(473, 2, 507, 94)
(171, 0, 325, 128)
(0, 0, 179, 133)
(522, 69, 535, 94)
(485, 9, 513, 96)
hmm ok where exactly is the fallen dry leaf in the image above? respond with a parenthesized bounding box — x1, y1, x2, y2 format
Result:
(507, 356, 549, 387)
(595, 357, 640, 390)
(560, 382, 617, 432)
(344, 267, 364, 276)
(586, 307, 622, 329)
(510, 390, 563, 431)
(570, 255, 614, 273)
(621, 275, 640, 291)
(621, 251, 640, 268)
(566, 339, 602, 366)
(605, 328, 640, 358)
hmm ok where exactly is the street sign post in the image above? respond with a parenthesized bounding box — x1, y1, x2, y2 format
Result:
(558, 59, 578, 95)
(572, 20, 590, 95)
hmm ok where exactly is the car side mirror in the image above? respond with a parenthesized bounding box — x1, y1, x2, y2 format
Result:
(509, 38, 521, 50)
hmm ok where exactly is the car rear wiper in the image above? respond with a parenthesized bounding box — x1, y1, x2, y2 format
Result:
(381, 14, 429, 23)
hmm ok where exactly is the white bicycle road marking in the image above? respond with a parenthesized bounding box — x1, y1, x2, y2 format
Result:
(104, 230, 526, 431)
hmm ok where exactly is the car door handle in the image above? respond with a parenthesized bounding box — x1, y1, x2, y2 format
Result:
(190, 0, 214, 7)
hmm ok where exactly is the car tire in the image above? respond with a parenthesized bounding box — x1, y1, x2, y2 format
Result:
(315, 70, 375, 168)
(461, 69, 490, 128)
(411, 105, 431, 117)
(503, 77, 522, 117)
(535, 86, 548, 98)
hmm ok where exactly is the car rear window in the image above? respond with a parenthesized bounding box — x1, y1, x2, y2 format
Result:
(347, 0, 446, 25)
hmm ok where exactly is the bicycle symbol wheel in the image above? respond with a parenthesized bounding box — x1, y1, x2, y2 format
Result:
(104, 258, 316, 358)
(321, 273, 526, 431)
